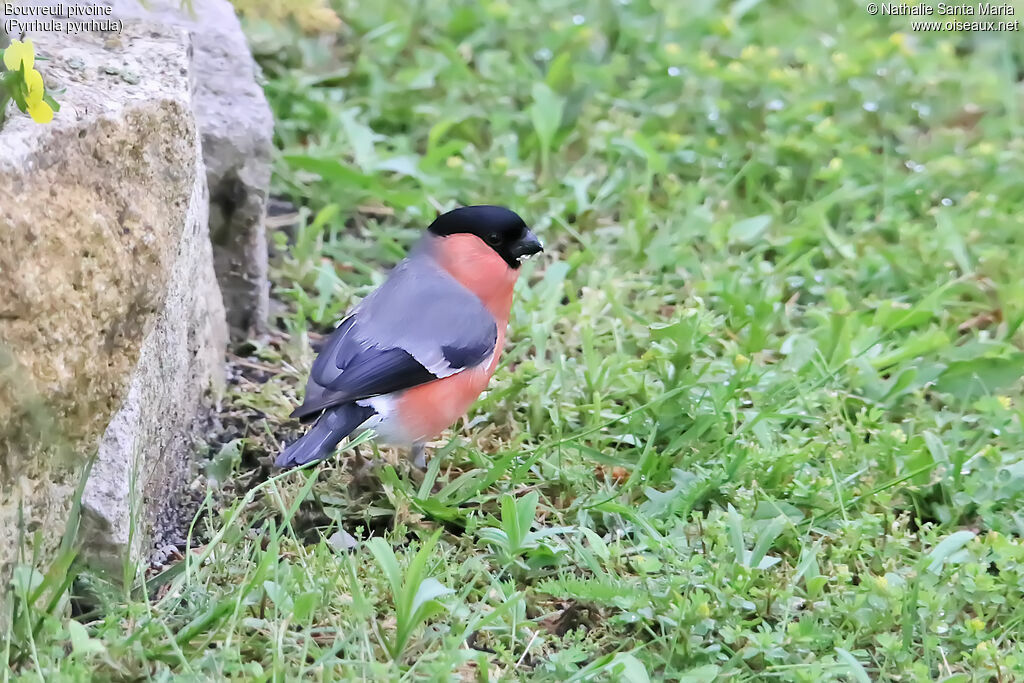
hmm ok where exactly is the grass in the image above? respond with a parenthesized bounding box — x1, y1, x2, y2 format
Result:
(5, 0, 1024, 680)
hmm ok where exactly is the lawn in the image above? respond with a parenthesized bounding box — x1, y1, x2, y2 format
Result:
(7, 0, 1024, 680)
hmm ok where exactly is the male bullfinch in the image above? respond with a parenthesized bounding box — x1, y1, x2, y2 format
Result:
(276, 205, 543, 470)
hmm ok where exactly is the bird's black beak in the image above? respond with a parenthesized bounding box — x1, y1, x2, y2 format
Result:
(510, 229, 544, 260)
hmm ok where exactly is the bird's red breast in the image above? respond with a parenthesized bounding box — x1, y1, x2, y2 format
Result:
(394, 234, 520, 442)
(431, 233, 519, 321)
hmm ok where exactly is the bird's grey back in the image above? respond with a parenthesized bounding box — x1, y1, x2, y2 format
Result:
(351, 248, 498, 375)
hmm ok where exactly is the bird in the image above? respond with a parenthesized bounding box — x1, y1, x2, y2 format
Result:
(275, 205, 544, 470)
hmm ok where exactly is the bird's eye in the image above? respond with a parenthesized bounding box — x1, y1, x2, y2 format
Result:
(485, 232, 502, 246)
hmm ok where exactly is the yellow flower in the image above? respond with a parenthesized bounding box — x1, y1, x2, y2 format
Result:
(664, 43, 681, 57)
(19, 67, 53, 123)
(1, 38, 56, 124)
(696, 602, 711, 618)
(445, 156, 464, 169)
(24, 69, 44, 104)
(2, 38, 34, 71)
(28, 99, 54, 123)
(997, 395, 1012, 410)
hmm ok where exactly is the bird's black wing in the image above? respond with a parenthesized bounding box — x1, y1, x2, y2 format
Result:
(290, 311, 497, 422)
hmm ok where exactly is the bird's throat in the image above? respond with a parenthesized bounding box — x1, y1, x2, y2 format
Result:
(433, 234, 518, 321)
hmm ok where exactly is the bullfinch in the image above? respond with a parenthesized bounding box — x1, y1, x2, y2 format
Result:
(276, 205, 544, 470)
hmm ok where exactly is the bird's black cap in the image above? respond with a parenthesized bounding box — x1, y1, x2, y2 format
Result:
(428, 205, 543, 268)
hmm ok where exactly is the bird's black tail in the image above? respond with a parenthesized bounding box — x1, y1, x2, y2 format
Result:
(275, 403, 375, 469)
